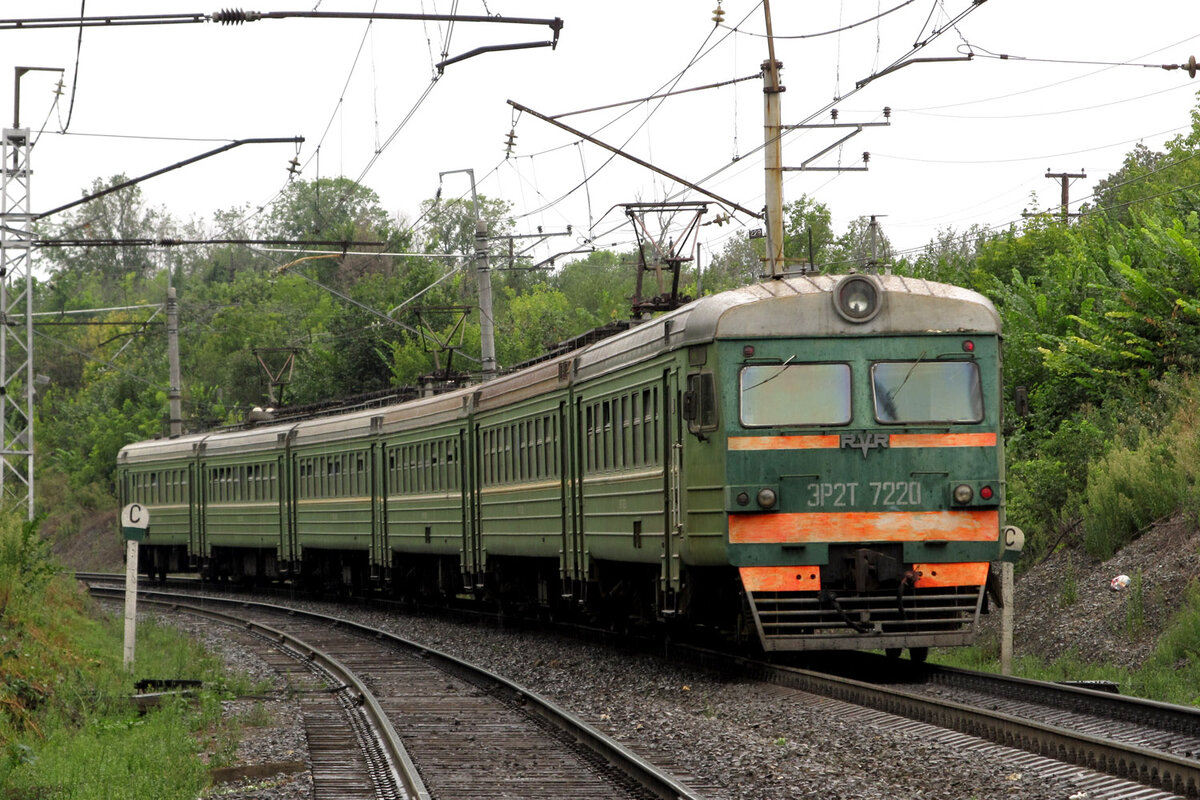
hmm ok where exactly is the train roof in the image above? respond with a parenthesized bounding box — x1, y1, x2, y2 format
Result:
(117, 273, 999, 464)
(574, 273, 1000, 380)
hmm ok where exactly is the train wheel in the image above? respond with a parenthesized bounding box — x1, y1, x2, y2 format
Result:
(909, 647, 929, 663)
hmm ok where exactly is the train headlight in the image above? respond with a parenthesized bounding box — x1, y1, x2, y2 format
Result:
(756, 488, 778, 509)
(833, 274, 883, 323)
(952, 484, 974, 505)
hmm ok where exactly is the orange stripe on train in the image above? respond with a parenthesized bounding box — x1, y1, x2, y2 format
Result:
(728, 435, 840, 451)
(728, 510, 999, 544)
(739, 566, 821, 592)
(728, 432, 996, 451)
(890, 433, 996, 448)
(737, 562, 990, 592)
(911, 562, 989, 588)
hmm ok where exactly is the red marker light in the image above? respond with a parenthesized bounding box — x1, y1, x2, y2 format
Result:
(962, 340, 975, 352)
(980, 486, 994, 500)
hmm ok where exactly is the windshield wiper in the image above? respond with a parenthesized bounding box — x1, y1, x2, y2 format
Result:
(884, 351, 927, 407)
(743, 354, 796, 392)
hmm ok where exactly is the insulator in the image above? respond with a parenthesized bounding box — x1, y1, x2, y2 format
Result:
(212, 9, 262, 24)
(883, 106, 892, 119)
(863, 152, 870, 163)
(711, 5, 725, 23)
(831, 108, 838, 121)
(1189, 54, 1197, 79)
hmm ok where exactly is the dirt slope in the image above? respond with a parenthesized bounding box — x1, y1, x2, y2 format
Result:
(984, 514, 1200, 670)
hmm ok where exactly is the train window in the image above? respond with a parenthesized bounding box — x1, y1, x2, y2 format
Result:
(584, 405, 594, 473)
(647, 388, 659, 464)
(525, 420, 533, 480)
(685, 373, 719, 434)
(872, 360, 983, 424)
(631, 393, 642, 464)
(740, 363, 852, 427)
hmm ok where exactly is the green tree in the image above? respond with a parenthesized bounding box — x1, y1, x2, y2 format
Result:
(552, 249, 635, 324)
(37, 177, 168, 301)
(782, 194, 835, 270)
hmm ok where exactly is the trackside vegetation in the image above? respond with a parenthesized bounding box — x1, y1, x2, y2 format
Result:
(0, 512, 254, 798)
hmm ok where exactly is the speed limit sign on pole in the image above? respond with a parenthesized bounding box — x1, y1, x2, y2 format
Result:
(120, 504, 150, 671)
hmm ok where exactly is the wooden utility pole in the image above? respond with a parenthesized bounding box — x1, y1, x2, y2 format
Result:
(1045, 170, 1086, 221)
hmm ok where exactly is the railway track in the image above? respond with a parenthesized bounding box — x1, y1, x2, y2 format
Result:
(83, 573, 1200, 797)
(675, 646, 1200, 799)
(87, 583, 702, 800)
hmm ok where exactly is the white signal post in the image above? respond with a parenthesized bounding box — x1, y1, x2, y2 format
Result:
(120, 503, 150, 670)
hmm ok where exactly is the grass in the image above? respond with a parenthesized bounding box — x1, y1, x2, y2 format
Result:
(0, 513, 252, 799)
(932, 580, 1200, 707)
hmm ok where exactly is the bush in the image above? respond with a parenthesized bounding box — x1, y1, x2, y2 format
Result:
(1006, 415, 1109, 562)
(1083, 435, 1184, 559)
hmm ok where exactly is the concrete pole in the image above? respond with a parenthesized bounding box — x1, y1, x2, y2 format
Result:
(167, 286, 182, 437)
(1000, 561, 1014, 675)
(123, 540, 139, 670)
(761, 0, 785, 278)
(440, 168, 497, 380)
(474, 219, 496, 379)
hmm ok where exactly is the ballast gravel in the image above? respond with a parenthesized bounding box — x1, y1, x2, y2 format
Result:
(168, 598, 1088, 800)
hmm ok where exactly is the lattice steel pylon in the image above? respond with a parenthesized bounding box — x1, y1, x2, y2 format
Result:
(0, 126, 34, 519)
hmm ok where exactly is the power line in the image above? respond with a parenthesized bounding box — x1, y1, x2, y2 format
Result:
(960, 43, 1198, 77)
(724, 0, 916, 40)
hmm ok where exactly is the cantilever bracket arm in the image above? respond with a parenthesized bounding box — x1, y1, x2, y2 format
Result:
(437, 39, 558, 72)
(856, 56, 973, 90)
(34, 136, 304, 220)
(509, 100, 761, 220)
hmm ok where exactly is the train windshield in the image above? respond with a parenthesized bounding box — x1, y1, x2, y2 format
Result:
(871, 360, 983, 423)
(739, 363, 851, 427)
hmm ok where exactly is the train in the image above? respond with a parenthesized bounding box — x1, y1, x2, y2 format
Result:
(117, 272, 1022, 657)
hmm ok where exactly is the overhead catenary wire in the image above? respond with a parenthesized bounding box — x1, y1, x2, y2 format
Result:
(722, 0, 917, 40)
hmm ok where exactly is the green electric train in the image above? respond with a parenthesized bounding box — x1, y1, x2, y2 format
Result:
(117, 273, 1021, 654)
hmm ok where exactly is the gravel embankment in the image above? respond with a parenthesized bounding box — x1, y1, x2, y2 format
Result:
(169, 597, 1090, 800)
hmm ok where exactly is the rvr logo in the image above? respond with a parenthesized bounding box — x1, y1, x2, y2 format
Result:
(841, 432, 890, 458)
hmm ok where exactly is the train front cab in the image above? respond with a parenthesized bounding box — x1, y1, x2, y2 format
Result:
(721, 274, 1012, 653)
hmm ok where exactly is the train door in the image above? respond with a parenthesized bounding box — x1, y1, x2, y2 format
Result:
(188, 461, 201, 568)
(376, 443, 390, 584)
(661, 367, 684, 615)
(369, 442, 385, 583)
(561, 398, 584, 597)
(286, 452, 300, 575)
(275, 453, 290, 568)
(463, 426, 483, 591)
(196, 462, 209, 571)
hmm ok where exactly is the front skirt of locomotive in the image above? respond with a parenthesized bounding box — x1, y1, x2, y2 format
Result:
(731, 510, 996, 651)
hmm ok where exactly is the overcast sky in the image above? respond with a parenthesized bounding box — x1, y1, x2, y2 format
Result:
(3, 1, 1198, 272)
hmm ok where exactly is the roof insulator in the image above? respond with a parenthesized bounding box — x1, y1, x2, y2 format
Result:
(211, 9, 263, 24)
